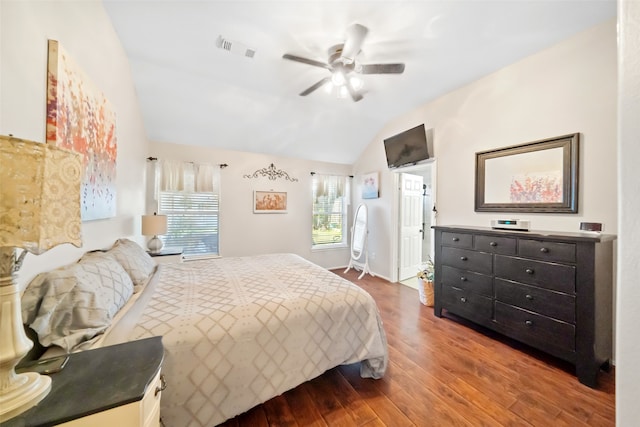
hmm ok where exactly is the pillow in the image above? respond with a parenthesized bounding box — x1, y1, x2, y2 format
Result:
(106, 239, 157, 292)
(21, 256, 134, 352)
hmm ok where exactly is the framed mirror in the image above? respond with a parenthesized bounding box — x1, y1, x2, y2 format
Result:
(475, 133, 579, 213)
(344, 203, 373, 279)
(351, 203, 368, 260)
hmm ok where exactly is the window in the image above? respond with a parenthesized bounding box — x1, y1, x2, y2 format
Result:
(154, 160, 219, 258)
(158, 191, 219, 256)
(312, 174, 349, 248)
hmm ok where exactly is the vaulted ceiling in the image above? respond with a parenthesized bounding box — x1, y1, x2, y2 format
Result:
(103, 0, 616, 164)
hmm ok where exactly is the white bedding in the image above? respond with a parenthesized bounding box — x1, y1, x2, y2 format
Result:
(101, 253, 388, 426)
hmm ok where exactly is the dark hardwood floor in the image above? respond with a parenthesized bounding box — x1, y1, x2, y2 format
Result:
(218, 269, 615, 426)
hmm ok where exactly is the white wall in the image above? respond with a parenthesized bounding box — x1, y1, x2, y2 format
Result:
(616, 1, 640, 424)
(0, 1, 149, 288)
(150, 141, 352, 269)
(0, 0, 361, 283)
(354, 19, 618, 280)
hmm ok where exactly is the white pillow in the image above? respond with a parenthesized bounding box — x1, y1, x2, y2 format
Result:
(22, 255, 134, 352)
(107, 239, 157, 292)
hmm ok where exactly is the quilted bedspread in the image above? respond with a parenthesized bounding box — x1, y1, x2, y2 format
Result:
(105, 253, 388, 426)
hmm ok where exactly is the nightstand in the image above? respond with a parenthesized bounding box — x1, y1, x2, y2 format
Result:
(148, 247, 183, 264)
(4, 337, 165, 427)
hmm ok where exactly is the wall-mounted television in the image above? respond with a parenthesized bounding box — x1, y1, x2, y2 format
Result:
(383, 124, 429, 169)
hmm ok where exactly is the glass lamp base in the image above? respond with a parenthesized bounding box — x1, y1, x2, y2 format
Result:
(147, 236, 164, 254)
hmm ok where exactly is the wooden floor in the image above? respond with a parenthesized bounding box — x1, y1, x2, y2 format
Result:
(218, 269, 615, 426)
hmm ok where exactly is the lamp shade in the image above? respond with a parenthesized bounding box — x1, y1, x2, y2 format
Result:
(0, 135, 82, 254)
(141, 214, 167, 236)
(0, 135, 83, 422)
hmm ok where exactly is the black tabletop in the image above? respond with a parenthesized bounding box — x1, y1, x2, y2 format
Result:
(3, 336, 164, 427)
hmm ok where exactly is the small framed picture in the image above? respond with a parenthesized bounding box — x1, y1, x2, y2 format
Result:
(362, 172, 379, 199)
(254, 191, 287, 213)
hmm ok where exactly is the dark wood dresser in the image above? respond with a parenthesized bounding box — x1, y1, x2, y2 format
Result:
(432, 225, 616, 387)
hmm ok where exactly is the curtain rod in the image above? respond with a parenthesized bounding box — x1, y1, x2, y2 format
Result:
(310, 172, 354, 178)
(146, 157, 228, 168)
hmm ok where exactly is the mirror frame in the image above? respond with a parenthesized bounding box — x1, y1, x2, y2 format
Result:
(475, 133, 579, 213)
(351, 203, 368, 260)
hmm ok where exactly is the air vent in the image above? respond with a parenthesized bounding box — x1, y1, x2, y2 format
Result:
(215, 36, 255, 59)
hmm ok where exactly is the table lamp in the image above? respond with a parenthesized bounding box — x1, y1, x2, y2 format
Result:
(0, 135, 82, 421)
(141, 213, 167, 253)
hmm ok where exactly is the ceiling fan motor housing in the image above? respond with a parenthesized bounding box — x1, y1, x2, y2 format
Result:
(328, 44, 344, 64)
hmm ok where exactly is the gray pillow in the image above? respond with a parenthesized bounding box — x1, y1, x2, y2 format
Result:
(22, 255, 134, 352)
(107, 239, 157, 292)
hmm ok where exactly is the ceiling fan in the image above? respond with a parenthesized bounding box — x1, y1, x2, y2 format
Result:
(282, 23, 405, 102)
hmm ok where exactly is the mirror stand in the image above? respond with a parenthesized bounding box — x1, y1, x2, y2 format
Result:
(344, 253, 373, 280)
(344, 203, 374, 279)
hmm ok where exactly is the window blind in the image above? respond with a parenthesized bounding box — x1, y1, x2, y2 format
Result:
(158, 191, 219, 257)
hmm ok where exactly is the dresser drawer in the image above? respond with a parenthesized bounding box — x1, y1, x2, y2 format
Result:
(442, 285, 493, 326)
(142, 370, 163, 427)
(494, 255, 575, 293)
(442, 247, 493, 275)
(519, 239, 576, 263)
(441, 232, 473, 248)
(474, 235, 517, 255)
(495, 279, 575, 323)
(494, 302, 575, 353)
(442, 265, 493, 297)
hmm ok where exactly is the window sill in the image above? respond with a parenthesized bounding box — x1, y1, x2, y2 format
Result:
(311, 243, 348, 252)
(183, 254, 221, 262)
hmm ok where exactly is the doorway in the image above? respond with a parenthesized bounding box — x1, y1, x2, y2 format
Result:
(391, 161, 436, 285)
(398, 172, 424, 282)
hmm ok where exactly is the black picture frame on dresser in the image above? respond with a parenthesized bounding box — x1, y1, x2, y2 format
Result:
(475, 133, 579, 213)
(432, 225, 615, 388)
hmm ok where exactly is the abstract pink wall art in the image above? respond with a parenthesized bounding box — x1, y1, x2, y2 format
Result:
(46, 40, 117, 221)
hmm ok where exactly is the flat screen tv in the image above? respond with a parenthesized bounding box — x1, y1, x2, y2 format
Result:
(383, 124, 429, 169)
(384, 124, 429, 168)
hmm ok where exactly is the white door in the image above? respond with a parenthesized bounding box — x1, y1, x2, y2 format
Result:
(399, 173, 424, 281)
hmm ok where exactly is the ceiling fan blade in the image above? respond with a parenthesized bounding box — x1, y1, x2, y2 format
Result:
(283, 54, 332, 70)
(340, 23, 369, 64)
(360, 63, 405, 74)
(299, 77, 331, 96)
(345, 79, 363, 102)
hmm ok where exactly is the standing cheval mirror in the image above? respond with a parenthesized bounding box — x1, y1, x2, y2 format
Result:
(344, 203, 373, 279)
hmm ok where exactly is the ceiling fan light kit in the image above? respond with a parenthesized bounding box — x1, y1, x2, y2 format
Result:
(331, 70, 346, 86)
(324, 75, 363, 99)
(350, 76, 363, 90)
(283, 23, 405, 102)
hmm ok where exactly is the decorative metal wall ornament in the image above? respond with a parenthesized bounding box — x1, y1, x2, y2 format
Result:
(244, 163, 298, 182)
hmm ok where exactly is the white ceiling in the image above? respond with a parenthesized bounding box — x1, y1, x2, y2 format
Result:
(103, 0, 616, 164)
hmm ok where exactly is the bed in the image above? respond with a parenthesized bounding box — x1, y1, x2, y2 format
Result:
(21, 240, 388, 427)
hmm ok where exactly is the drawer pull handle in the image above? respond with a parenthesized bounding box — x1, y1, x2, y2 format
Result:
(460, 256, 468, 261)
(525, 320, 533, 327)
(155, 374, 167, 396)
(460, 297, 467, 303)
(540, 247, 549, 253)
(525, 268, 534, 274)
(452, 237, 459, 242)
(460, 276, 467, 282)
(525, 294, 534, 300)
(489, 242, 497, 247)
